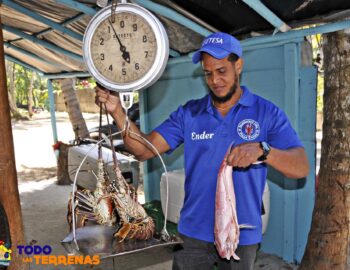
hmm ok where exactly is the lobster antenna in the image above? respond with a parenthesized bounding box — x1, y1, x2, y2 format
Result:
(71, 132, 124, 250)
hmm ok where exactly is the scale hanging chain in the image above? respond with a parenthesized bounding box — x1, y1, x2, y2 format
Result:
(98, 103, 103, 160)
(111, 0, 118, 23)
(104, 103, 118, 170)
(104, 105, 120, 191)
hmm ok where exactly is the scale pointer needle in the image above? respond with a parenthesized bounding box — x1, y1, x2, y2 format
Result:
(108, 18, 130, 63)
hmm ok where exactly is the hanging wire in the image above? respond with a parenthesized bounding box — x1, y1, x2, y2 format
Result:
(118, 92, 170, 239)
(126, 130, 171, 241)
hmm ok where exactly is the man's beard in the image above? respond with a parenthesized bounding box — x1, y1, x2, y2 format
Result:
(209, 74, 239, 104)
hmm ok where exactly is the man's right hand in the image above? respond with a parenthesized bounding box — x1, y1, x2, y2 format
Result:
(95, 85, 122, 115)
(94, 84, 170, 161)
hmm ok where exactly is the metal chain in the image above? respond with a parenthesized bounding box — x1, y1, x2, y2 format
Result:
(111, 0, 118, 23)
(98, 103, 103, 160)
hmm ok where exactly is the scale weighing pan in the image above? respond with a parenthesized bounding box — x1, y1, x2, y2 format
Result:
(61, 225, 183, 259)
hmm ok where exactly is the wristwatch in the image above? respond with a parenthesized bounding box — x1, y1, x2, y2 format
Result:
(258, 141, 271, 161)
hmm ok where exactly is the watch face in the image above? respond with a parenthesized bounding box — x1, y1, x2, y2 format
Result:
(261, 141, 271, 154)
(261, 142, 268, 150)
(258, 141, 270, 161)
(90, 12, 157, 84)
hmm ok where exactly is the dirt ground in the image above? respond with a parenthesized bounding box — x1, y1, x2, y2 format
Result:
(12, 111, 299, 270)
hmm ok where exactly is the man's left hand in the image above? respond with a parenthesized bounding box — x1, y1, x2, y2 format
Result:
(226, 143, 263, 168)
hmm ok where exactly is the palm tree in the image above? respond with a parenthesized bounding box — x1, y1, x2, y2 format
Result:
(300, 29, 350, 269)
(60, 78, 90, 140)
(5, 61, 25, 119)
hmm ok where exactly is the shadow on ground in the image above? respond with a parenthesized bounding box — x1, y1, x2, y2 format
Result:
(17, 165, 57, 182)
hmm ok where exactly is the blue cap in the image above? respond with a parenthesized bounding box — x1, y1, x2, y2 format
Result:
(192, 32, 242, 64)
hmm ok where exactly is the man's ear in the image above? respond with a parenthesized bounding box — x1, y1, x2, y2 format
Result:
(235, 58, 244, 74)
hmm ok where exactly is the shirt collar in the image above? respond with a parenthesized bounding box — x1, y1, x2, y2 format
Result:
(239, 86, 256, 107)
(205, 95, 214, 114)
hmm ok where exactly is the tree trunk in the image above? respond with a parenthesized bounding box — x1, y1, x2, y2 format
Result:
(56, 142, 73, 185)
(27, 70, 34, 117)
(58, 79, 89, 185)
(300, 30, 350, 269)
(60, 78, 90, 140)
(5, 61, 14, 102)
(5, 61, 23, 119)
(0, 20, 28, 270)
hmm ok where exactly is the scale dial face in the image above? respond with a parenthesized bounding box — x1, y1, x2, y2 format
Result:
(91, 13, 157, 84)
(83, 3, 169, 92)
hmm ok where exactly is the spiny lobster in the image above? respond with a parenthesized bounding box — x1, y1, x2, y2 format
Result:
(67, 157, 155, 241)
(67, 100, 156, 242)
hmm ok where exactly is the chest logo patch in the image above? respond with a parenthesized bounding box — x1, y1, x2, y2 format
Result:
(237, 119, 260, 141)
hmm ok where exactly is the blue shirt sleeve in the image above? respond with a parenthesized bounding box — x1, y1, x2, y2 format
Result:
(154, 105, 185, 153)
(267, 105, 303, 149)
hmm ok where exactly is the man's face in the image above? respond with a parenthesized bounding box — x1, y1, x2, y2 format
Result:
(202, 53, 243, 103)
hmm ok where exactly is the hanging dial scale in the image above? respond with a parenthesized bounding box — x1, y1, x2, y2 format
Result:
(83, 0, 169, 106)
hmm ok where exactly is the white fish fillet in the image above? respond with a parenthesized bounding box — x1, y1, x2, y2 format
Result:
(214, 153, 253, 260)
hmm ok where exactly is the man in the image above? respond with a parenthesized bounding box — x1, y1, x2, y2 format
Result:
(95, 32, 310, 270)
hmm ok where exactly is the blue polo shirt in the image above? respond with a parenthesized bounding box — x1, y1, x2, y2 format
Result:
(154, 86, 303, 245)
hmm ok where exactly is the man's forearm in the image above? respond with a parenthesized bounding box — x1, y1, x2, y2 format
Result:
(265, 147, 310, 179)
(110, 108, 170, 161)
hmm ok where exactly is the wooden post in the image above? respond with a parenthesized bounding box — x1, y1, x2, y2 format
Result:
(0, 16, 28, 270)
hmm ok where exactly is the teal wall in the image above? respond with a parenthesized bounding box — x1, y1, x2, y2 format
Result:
(140, 41, 316, 263)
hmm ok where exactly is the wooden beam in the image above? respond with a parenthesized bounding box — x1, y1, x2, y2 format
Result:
(55, 0, 97, 16)
(3, 0, 83, 41)
(0, 16, 28, 270)
(241, 0, 290, 32)
(3, 24, 83, 62)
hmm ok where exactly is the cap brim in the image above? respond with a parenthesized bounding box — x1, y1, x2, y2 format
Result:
(192, 47, 230, 64)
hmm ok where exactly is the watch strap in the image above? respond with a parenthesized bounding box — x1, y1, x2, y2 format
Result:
(258, 141, 270, 161)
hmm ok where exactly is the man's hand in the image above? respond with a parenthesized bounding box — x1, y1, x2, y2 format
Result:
(226, 142, 310, 178)
(226, 142, 263, 168)
(95, 85, 122, 115)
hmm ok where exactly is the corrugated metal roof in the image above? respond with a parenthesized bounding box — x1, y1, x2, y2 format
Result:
(1, 0, 350, 77)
